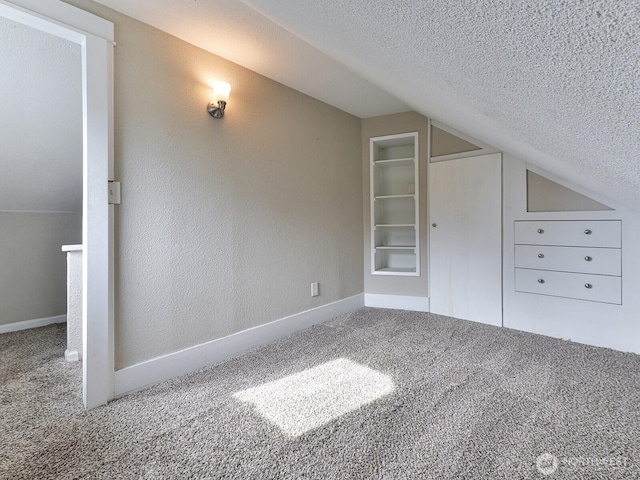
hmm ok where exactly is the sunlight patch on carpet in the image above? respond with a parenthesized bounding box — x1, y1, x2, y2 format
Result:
(233, 358, 396, 437)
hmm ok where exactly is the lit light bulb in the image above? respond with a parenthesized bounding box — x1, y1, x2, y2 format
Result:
(212, 81, 230, 103)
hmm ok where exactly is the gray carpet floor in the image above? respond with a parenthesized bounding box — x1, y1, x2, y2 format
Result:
(1, 308, 639, 479)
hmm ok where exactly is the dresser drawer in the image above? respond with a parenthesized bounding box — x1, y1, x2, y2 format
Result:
(514, 245, 621, 276)
(515, 268, 621, 304)
(515, 220, 621, 247)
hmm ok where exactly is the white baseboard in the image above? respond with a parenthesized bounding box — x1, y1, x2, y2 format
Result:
(114, 294, 365, 396)
(65, 349, 80, 362)
(364, 294, 430, 312)
(0, 314, 66, 334)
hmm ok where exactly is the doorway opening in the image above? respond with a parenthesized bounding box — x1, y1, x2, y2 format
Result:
(0, 0, 114, 409)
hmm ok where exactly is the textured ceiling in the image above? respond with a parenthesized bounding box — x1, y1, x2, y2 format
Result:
(242, 0, 640, 211)
(0, 16, 82, 213)
(92, 1, 640, 210)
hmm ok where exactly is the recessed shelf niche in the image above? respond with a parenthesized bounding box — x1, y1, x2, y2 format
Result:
(370, 132, 419, 275)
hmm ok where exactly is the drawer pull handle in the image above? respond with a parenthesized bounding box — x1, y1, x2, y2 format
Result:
(585, 283, 592, 289)
(537, 228, 544, 234)
(584, 229, 592, 235)
(585, 256, 592, 262)
(537, 279, 545, 284)
(537, 253, 544, 258)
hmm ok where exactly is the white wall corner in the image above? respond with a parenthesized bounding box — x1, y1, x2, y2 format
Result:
(364, 293, 430, 312)
(0, 314, 66, 334)
(114, 294, 365, 397)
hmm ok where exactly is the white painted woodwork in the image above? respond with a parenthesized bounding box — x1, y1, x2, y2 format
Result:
(370, 132, 419, 276)
(83, 30, 115, 410)
(364, 294, 429, 312)
(0, 314, 66, 334)
(0, 0, 115, 409)
(114, 294, 364, 396)
(514, 220, 621, 248)
(429, 153, 503, 326)
(502, 157, 640, 354)
(513, 219, 622, 305)
(63, 245, 83, 362)
(515, 268, 621, 305)
(515, 245, 621, 276)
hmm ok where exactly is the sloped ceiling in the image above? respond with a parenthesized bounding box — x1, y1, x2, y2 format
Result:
(0, 16, 82, 213)
(91, 0, 410, 119)
(96, 0, 640, 210)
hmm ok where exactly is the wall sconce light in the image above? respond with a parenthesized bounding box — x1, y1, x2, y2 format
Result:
(208, 81, 231, 119)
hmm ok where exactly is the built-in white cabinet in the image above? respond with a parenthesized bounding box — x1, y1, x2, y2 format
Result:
(514, 220, 621, 248)
(370, 133, 419, 275)
(514, 220, 622, 304)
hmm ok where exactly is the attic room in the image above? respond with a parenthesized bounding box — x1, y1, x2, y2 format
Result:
(1, 0, 639, 478)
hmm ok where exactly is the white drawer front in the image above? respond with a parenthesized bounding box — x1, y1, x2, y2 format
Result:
(514, 245, 621, 276)
(515, 268, 621, 304)
(515, 220, 621, 247)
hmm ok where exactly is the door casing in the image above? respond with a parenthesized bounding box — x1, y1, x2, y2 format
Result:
(0, 0, 115, 409)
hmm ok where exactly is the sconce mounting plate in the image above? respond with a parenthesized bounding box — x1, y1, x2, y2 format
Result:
(208, 100, 226, 119)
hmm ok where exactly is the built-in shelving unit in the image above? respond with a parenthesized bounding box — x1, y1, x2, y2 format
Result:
(370, 132, 419, 275)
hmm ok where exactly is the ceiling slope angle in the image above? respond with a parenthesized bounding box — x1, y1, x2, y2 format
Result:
(91, 0, 409, 118)
(0, 16, 82, 213)
(241, 0, 640, 212)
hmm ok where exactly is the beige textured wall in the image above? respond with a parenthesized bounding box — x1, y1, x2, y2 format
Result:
(527, 170, 612, 212)
(0, 212, 81, 325)
(362, 112, 429, 297)
(65, 1, 363, 369)
(430, 126, 481, 157)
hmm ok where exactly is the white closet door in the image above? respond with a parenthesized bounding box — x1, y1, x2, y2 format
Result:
(429, 153, 502, 326)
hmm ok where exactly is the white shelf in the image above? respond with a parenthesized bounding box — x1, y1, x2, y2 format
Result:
(374, 194, 415, 200)
(374, 157, 414, 167)
(376, 267, 417, 274)
(375, 224, 415, 228)
(370, 132, 419, 276)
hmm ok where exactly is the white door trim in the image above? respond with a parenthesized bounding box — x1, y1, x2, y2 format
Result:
(0, 0, 115, 409)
